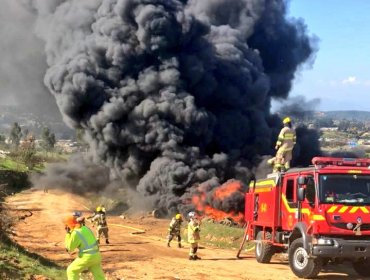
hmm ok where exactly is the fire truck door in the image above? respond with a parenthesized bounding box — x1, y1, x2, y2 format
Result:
(300, 176, 316, 221)
(281, 177, 297, 229)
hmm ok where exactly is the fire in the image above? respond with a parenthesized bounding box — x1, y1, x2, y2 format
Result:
(191, 180, 245, 224)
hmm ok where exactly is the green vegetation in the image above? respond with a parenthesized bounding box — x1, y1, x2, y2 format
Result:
(0, 237, 65, 280)
(183, 220, 253, 250)
(0, 151, 68, 173)
(8, 122, 22, 149)
(0, 157, 28, 172)
(0, 169, 64, 280)
(41, 127, 56, 152)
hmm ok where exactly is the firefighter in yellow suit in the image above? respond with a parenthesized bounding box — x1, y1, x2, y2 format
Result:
(274, 117, 296, 172)
(187, 212, 201, 260)
(64, 216, 105, 280)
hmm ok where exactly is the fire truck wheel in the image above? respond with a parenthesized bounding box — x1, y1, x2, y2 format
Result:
(255, 231, 274, 263)
(352, 259, 370, 277)
(289, 238, 322, 279)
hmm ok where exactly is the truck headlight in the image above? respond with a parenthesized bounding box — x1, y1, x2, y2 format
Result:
(312, 238, 334, 246)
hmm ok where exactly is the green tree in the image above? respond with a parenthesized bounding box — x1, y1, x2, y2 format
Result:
(41, 127, 56, 151)
(19, 135, 37, 170)
(338, 120, 349, 131)
(9, 122, 22, 149)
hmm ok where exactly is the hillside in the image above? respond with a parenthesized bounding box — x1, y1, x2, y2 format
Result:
(319, 110, 370, 121)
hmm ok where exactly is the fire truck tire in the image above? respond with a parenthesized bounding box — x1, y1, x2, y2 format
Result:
(255, 231, 274, 263)
(289, 238, 322, 279)
(352, 259, 370, 277)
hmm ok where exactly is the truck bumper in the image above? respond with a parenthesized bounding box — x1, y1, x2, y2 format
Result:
(312, 238, 370, 258)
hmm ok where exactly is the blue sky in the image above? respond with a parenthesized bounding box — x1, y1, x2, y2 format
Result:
(286, 0, 370, 111)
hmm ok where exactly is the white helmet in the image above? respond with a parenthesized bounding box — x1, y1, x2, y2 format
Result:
(188, 211, 195, 218)
(72, 211, 82, 217)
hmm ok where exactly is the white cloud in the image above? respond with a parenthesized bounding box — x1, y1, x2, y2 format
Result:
(342, 76, 357, 84)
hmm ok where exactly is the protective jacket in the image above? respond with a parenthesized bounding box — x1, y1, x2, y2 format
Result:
(91, 213, 108, 228)
(187, 219, 200, 244)
(168, 218, 182, 235)
(65, 225, 105, 280)
(276, 126, 296, 151)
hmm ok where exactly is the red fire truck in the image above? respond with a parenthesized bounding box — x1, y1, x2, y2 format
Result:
(244, 157, 370, 278)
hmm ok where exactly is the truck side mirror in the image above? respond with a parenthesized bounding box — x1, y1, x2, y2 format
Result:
(297, 176, 307, 185)
(297, 187, 306, 201)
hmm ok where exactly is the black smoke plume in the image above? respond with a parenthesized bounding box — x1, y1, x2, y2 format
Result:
(25, 0, 317, 215)
(274, 95, 323, 167)
(276, 95, 320, 122)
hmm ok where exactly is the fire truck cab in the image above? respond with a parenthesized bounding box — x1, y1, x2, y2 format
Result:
(245, 157, 370, 278)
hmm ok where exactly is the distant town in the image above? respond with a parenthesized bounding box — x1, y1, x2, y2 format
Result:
(296, 110, 370, 156)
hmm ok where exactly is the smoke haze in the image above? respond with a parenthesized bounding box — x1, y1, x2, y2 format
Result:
(19, 0, 318, 215)
(0, 1, 62, 118)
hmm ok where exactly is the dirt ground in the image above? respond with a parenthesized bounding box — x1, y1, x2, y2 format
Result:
(4, 189, 365, 280)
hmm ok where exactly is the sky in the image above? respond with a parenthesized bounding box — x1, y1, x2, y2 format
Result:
(287, 0, 370, 111)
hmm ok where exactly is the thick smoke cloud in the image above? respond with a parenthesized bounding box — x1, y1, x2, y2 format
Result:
(274, 95, 323, 167)
(24, 0, 317, 215)
(276, 95, 320, 121)
(30, 154, 110, 194)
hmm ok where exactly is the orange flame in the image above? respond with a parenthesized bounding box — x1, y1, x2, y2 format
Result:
(191, 180, 245, 224)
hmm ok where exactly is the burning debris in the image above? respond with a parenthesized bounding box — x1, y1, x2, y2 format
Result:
(23, 0, 318, 216)
(190, 180, 246, 224)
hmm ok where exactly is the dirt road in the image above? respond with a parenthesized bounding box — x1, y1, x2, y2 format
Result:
(5, 189, 363, 280)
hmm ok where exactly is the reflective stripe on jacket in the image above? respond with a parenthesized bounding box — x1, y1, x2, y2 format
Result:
(65, 226, 99, 256)
(168, 218, 182, 234)
(91, 213, 108, 228)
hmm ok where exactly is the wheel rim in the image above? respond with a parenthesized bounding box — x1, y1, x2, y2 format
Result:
(294, 247, 308, 270)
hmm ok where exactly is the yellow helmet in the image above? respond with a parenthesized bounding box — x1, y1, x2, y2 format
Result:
(175, 214, 182, 220)
(96, 206, 102, 212)
(283, 117, 291, 124)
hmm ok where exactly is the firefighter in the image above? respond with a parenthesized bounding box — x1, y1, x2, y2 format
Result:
(274, 117, 296, 172)
(64, 215, 105, 280)
(187, 211, 201, 260)
(167, 213, 183, 248)
(90, 206, 110, 244)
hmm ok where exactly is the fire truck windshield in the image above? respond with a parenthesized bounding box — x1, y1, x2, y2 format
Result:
(319, 174, 370, 205)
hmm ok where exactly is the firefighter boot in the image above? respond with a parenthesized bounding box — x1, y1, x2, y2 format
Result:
(178, 243, 182, 248)
(105, 239, 110, 244)
(167, 242, 170, 247)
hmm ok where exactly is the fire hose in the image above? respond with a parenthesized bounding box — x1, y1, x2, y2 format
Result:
(81, 204, 146, 234)
(236, 222, 254, 258)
